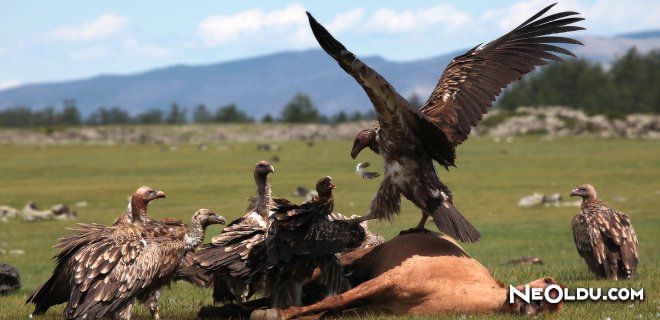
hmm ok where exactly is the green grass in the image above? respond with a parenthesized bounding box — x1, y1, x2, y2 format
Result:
(0, 137, 658, 319)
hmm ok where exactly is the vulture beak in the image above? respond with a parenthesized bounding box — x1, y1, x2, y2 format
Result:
(328, 180, 336, 189)
(570, 189, 580, 197)
(155, 190, 166, 199)
(208, 212, 226, 225)
(268, 164, 275, 174)
(350, 140, 366, 159)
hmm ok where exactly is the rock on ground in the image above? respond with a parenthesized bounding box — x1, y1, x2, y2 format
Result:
(0, 263, 20, 295)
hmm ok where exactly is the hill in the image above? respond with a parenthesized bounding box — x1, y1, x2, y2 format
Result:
(0, 32, 658, 117)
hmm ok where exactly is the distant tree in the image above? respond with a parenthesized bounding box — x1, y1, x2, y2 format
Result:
(408, 93, 423, 109)
(87, 106, 131, 125)
(498, 59, 613, 114)
(261, 113, 274, 123)
(608, 48, 659, 114)
(0, 107, 33, 127)
(331, 110, 349, 124)
(497, 49, 659, 115)
(137, 109, 164, 124)
(59, 99, 81, 125)
(166, 103, 187, 124)
(280, 93, 324, 123)
(364, 109, 377, 120)
(214, 104, 253, 123)
(192, 104, 213, 123)
(349, 111, 364, 122)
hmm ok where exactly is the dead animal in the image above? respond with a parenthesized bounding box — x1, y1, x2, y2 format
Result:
(251, 232, 565, 319)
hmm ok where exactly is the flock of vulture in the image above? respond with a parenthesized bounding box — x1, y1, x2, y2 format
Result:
(25, 4, 640, 319)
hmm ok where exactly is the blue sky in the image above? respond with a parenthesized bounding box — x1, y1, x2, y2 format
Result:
(1, 0, 658, 89)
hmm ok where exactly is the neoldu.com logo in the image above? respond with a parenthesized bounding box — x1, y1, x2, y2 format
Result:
(509, 285, 644, 303)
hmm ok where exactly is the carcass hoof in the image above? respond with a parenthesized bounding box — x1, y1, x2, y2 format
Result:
(250, 308, 282, 320)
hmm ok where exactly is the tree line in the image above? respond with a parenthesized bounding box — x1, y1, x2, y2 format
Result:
(498, 48, 659, 116)
(0, 93, 376, 128)
(1, 49, 656, 128)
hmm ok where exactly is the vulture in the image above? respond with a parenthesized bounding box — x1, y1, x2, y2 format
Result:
(27, 186, 166, 316)
(570, 184, 639, 280)
(187, 161, 290, 304)
(307, 4, 584, 242)
(265, 176, 366, 308)
(63, 209, 225, 320)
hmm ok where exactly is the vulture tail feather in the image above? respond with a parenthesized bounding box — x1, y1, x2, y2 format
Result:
(26, 272, 67, 315)
(430, 202, 481, 243)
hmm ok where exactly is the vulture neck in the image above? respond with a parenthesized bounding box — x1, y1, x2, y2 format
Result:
(369, 130, 381, 154)
(581, 195, 599, 206)
(127, 197, 148, 224)
(254, 173, 272, 219)
(316, 190, 334, 214)
(184, 220, 207, 251)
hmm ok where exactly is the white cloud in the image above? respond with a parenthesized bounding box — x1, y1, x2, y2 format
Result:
(70, 45, 110, 60)
(122, 38, 170, 59)
(47, 13, 129, 42)
(580, 0, 660, 32)
(0, 79, 22, 91)
(197, 4, 307, 47)
(327, 8, 365, 34)
(481, 0, 660, 34)
(69, 40, 170, 61)
(367, 4, 472, 34)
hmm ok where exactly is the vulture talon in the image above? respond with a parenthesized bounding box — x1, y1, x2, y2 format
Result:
(347, 213, 375, 225)
(399, 227, 432, 235)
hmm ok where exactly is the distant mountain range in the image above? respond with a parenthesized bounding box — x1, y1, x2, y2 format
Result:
(0, 31, 658, 117)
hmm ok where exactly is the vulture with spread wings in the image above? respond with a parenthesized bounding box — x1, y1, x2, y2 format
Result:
(307, 4, 584, 242)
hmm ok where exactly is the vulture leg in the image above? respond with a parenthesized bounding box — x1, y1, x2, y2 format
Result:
(113, 302, 134, 320)
(416, 212, 430, 229)
(145, 290, 162, 320)
(398, 211, 432, 235)
(254, 276, 394, 320)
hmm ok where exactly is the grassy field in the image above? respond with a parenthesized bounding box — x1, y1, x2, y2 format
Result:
(0, 137, 658, 319)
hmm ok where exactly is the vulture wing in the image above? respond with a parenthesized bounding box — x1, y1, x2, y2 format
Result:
(419, 4, 584, 146)
(572, 214, 602, 267)
(65, 235, 183, 319)
(146, 217, 187, 238)
(26, 223, 108, 313)
(307, 12, 456, 168)
(590, 206, 639, 279)
(194, 217, 266, 274)
(192, 216, 268, 303)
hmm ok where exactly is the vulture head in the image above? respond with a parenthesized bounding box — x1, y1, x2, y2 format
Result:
(192, 208, 226, 227)
(254, 160, 275, 177)
(133, 186, 166, 202)
(351, 128, 379, 159)
(570, 184, 597, 200)
(129, 186, 166, 217)
(316, 176, 336, 195)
